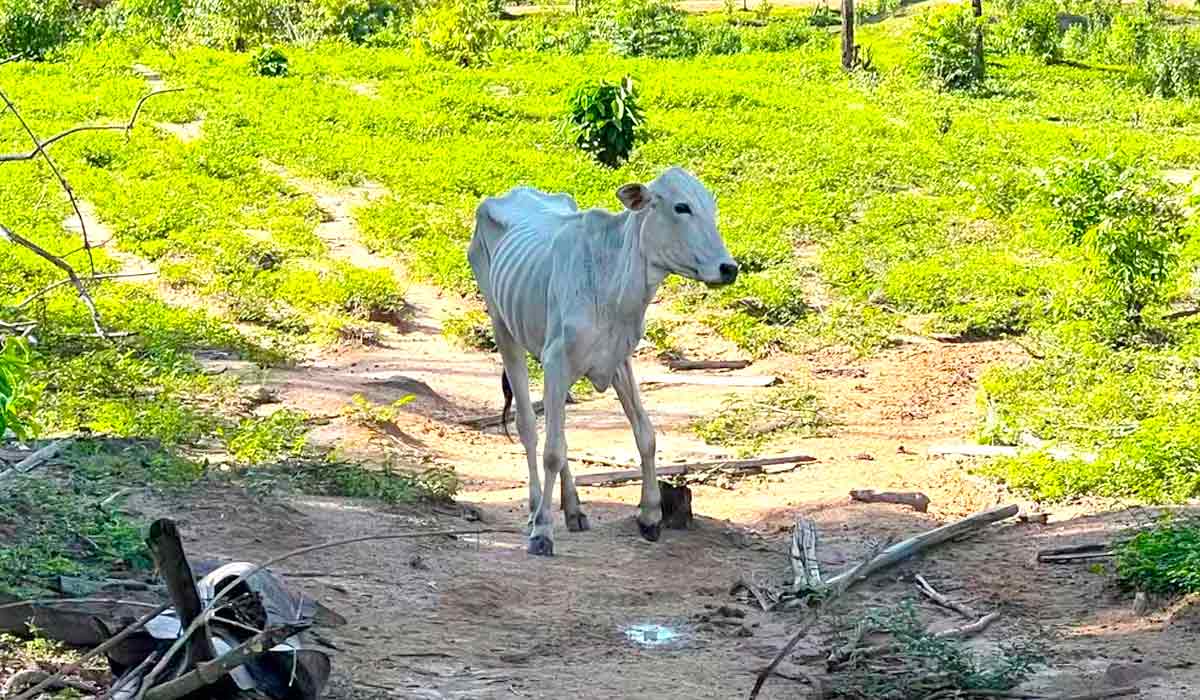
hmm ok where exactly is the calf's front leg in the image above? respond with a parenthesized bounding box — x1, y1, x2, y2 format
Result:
(528, 345, 572, 556)
(613, 360, 661, 542)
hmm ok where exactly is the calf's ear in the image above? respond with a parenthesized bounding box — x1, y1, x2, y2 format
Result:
(616, 183, 652, 211)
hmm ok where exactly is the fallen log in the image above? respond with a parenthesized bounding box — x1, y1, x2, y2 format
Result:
(666, 359, 751, 371)
(0, 439, 69, 484)
(1036, 542, 1113, 563)
(575, 454, 817, 487)
(639, 373, 779, 387)
(849, 489, 931, 513)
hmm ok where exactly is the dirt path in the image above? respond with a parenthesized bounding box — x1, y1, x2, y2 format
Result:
(111, 67, 1200, 699)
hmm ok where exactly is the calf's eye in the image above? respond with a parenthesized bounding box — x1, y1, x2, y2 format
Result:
(674, 203, 692, 215)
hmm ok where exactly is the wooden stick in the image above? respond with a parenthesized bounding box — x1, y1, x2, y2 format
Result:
(915, 574, 978, 619)
(0, 439, 68, 483)
(135, 527, 520, 700)
(639, 373, 778, 387)
(1038, 551, 1114, 563)
(731, 578, 773, 613)
(143, 625, 305, 700)
(576, 454, 817, 487)
(790, 517, 822, 592)
(145, 519, 216, 669)
(748, 615, 818, 700)
(964, 686, 1139, 699)
(849, 489, 930, 513)
(822, 504, 1018, 599)
(10, 602, 171, 700)
(666, 359, 751, 371)
(1036, 542, 1111, 562)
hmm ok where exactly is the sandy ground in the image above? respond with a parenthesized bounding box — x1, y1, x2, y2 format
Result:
(33, 60, 1200, 700)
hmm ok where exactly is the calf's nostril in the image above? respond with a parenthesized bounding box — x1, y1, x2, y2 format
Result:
(719, 263, 739, 282)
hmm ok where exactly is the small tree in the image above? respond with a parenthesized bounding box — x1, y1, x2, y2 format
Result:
(566, 76, 644, 168)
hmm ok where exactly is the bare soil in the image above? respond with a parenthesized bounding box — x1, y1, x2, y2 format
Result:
(60, 88, 1200, 698)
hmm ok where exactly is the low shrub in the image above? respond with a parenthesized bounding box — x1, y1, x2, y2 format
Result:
(1139, 28, 1200, 98)
(411, 0, 496, 66)
(250, 43, 288, 75)
(0, 0, 75, 59)
(610, 0, 695, 57)
(912, 6, 984, 90)
(1116, 517, 1200, 594)
(998, 0, 1062, 63)
(566, 75, 644, 167)
(743, 17, 816, 52)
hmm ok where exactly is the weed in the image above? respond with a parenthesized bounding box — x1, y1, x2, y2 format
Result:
(443, 309, 496, 351)
(609, 0, 695, 57)
(828, 602, 1044, 698)
(693, 383, 829, 455)
(0, 337, 30, 439)
(411, 0, 496, 66)
(912, 6, 984, 90)
(224, 408, 309, 465)
(997, 0, 1063, 63)
(343, 392, 415, 427)
(1115, 516, 1200, 594)
(1140, 28, 1200, 98)
(250, 43, 288, 76)
(566, 75, 644, 167)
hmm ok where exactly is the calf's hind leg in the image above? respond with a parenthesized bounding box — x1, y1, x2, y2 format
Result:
(613, 360, 661, 542)
(560, 457, 590, 532)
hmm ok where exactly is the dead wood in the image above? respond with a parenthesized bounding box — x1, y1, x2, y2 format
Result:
(9, 602, 170, 700)
(639, 373, 779, 387)
(659, 480, 693, 529)
(730, 578, 774, 613)
(928, 443, 1020, 458)
(849, 489, 930, 512)
(963, 687, 1140, 699)
(3, 670, 100, 696)
(822, 505, 1018, 599)
(0, 438, 69, 483)
(575, 453, 816, 487)
(136, 527, 520, 699)
(1037, 542, 1113, 563)
(790, 517, 822, 592)
(1163, 307, 1200, 321)
(748, 616, 818, 700)
(142, 624, 306, 700)
(666, 359, 751, 371)
(915, 574, 978, 619)
(145, 519, 216, 671)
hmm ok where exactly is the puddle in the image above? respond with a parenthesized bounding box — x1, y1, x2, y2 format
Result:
(622, 623, 682, 647)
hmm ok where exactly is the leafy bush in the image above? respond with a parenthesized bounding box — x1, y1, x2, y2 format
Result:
(998, 0, 1062, 63)
(1139, 29, 1200, 98)
(743, 17, 816, 52)
(698, 22, 742, 55)
(0, 337, 29, 439)
(1104, 8, 1161, 65)
(566, 75, 643, 167)
(180, 0, 300, 49)
(0, 0, 75, 59)
(1116, 517, 1200, 594)
(912, 6, 984, 90)
(250, 43, 288, 76)
(610, 0, 695, 57)
(225, 408, 309, 465)
(1045, 157, 1183, 324)
(411, 0, 496, 66)
(300, 0, 408, 43)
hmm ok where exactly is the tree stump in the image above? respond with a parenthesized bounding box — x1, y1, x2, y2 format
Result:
(660, 480, 692, 530)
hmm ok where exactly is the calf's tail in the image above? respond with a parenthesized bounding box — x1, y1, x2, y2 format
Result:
(501, 370, 514, 443)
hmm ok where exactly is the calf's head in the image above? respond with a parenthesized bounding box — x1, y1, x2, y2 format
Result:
(618, 167, 738, 287)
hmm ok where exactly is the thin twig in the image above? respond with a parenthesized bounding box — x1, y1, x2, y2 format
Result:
(0, 221, 107, 337)
(134, 527, 520, 700)
(0, 87, 97, 275)
(15, 271, 156, 310)
(748, 614, 818, 700)
(915, 574, 979, 620)
(10, 601, 171, 700)
(0, 597, 162, 612)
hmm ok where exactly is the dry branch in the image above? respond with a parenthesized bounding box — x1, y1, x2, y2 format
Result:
(9, 602, 171, 700)
(0, 438, 68, 483)
(1036, 542, 1113, 563)
(790, 517, 822, 592)
(146, 519, 216, 669)
(0, 222, 108, 337)
(575, 453, 816, 487)
(142, 625, 305, 700)
(15, 271, 156, 310)
(828, 611, 1002, 670)
(135, 527, 519, 700)
(0, 89, 181, 164)
(639, 373, 779, 387)
(915, 574, 978, 619)
(665, 359, 751, 371)
(822, 505, 1018, 599)
(849, 489, 930, 512)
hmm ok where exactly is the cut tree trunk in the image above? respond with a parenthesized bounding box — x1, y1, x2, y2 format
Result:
(145, 519, 217, 670)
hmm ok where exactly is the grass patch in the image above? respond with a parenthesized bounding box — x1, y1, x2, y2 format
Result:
(443, 309, 496, 351)
(829, 601, 1044, 699)
(223, 408, 310, 466)
(693, 383, 830, 455)
(0, 439, 203, 598)
(1115, 516, 1200, 595)
(278, 457, 461, 503)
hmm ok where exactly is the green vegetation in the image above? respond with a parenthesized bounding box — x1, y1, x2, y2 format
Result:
(443, 309, 496, 351)
(567, 75, 644, 167)
(693, 383, 830, 455)
(830, 602, 1044, 698)
(1115, 516, 1200, 595)
(224, 408, 309, 465)
(251, 43, 289, 75)
(0, 337, 30, 439)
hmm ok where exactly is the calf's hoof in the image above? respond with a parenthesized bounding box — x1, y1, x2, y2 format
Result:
(565, 511, 591, 532)
(527, 535, 555, 556)
(637, 519, 661, 543)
